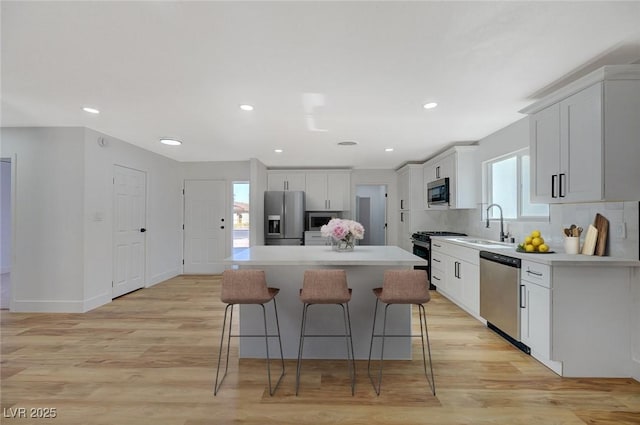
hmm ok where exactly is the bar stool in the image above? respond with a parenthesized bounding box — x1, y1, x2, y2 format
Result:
(214, 269, 285, 396)
(296, 269, 356, 395)
(367, 269, 435, 396)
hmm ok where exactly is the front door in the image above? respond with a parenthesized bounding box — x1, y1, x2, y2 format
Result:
(183, 180, 227, 274)
(113, 165, 146, 298)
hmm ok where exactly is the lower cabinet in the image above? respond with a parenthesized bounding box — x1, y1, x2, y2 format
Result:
(520, 279, 551, 359)
(431, 240, 480, 318)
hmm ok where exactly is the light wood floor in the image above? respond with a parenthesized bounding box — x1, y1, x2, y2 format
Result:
(1, 275, 638, 425)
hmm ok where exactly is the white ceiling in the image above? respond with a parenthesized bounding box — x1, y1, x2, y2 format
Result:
(2, 1, 640, 169)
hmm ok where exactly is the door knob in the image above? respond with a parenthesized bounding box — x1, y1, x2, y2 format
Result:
(140, 228, 146, 233)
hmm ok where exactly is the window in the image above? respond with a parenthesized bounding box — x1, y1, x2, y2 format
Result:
(232, 182, 250, 252)
(485, 148, 549, 220)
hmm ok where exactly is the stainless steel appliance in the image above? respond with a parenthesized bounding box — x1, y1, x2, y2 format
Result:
(411, 231, 467, 289)
(307, 212, 339, 231)
(479, 251, 530, 353)
(426, 177, 450, 206)
(264, 191, 305, 245)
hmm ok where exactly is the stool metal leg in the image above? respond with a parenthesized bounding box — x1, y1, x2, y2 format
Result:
(340, 303, 356, 395)
(367, 298, 380, 390)
(418, 303, 436, 395)
(295, 303, 310, 396)
(262, 298, 285, 396)
(214, 303, 234, 395)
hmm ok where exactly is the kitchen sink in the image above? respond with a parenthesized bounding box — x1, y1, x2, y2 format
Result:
(450, 238, 513, 248)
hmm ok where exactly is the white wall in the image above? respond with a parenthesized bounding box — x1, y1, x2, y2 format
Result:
(350, 169, 398, 246)
(250, 158, 267, 246)
(0, 127, 183, 312)
(1, 128, 86, 311)
(83, 128, 182, 310)
(1, 160, 11, 273)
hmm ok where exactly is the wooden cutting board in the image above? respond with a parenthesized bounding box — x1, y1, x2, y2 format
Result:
(581, 224, 598, 256)
(594, 213, 609, 256)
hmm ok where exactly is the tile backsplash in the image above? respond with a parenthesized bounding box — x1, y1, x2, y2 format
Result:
(441, 201, 639, 259)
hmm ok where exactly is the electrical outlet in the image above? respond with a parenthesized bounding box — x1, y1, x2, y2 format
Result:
(614, 222, 626, 239)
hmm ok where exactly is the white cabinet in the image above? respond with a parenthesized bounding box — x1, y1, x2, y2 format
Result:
(305, 171, 350, 211)
(267, 171, 306, 191)
(431, 239, 480, 317)
(523, 65, 640, 203)
(397, 164, 423, 211)
(398, 210, 412, 252)
(423, 146, 478, 209)
(520, 261, 551, 361)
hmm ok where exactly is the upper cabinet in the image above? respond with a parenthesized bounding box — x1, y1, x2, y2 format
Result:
(305, 171, 351, 211)
(423, 146, 478, 209)
(521, 65, 640, 204)
(267, 171, 306, 191)
(397, 164, 424, 211)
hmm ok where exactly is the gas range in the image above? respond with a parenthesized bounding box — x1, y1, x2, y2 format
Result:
(411, 231, 467, 242)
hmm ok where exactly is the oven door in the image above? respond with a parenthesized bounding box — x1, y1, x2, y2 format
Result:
(412, 242, 429, 259)
(427, 177, 450, 206)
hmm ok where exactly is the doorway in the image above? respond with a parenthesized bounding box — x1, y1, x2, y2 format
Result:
(1, 158, 12, 309)
(355, 184, 387, 245)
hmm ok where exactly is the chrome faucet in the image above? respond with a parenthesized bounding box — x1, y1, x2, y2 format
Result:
(486, 203, 506, 242)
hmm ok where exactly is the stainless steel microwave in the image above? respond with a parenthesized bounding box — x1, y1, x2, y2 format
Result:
(307, 212, 338, 230)
(427, 177, 450, 206)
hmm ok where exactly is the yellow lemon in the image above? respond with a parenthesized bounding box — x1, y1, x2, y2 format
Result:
(531, 237, 543, 247)
(531, 230, 541, 238)
(524, 236, 533, 244)
(538, 244, 549, 253)
(525, 244, 535, 252)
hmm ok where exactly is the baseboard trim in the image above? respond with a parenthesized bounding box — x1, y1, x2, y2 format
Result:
(632, 358, 640, 383)
(11, 299, 85, 313)
(147, 268, 180, 287)
(83, 291, 111, 312)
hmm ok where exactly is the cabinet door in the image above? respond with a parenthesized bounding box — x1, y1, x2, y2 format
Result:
(446, 256, 462, 302)
(430, 252, 447, 292)
(459, 261, 480, 315)
(520, 280, 551, 359)
(326, 172, 350, 211)
(559, 83, 603, 202)
(397, 168, 410, 210)
(437, 154, 455, 179)
(530, 103, 561, 202)
(267, 172, 288, 191)
(305, 173, 328, 210)
(287, 173, 306, 191)
(399, 211, 412, 252)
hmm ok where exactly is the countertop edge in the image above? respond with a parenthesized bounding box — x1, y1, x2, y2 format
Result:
(431, 236, 640, 267)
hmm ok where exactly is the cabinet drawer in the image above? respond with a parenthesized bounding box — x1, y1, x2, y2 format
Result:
(430, 252, 446, 269)
(521, 260, 551, 288)
(432, 240, 479, 265)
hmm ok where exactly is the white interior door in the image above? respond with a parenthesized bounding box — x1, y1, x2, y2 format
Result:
(113, 165, 146, 298)
(184, 180, 227, 274)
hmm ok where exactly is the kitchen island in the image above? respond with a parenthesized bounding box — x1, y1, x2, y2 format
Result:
(224, 245, 427, 359)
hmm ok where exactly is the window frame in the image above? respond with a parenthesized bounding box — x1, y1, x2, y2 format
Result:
(483, 148, 549, 222)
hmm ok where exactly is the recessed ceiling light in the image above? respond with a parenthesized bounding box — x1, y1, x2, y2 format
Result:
(423, 102, 438, 110)
(82, 107, 100, 114)
(337, 141, 358, 146)
(274, 149, 283, 153)
(240, 104, 254, 111)
(160, 138, 182, 146)
(385, 148, 394, 152)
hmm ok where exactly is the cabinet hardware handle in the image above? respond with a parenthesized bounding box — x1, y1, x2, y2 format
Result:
(551, 174, 558, 198)
(432, 276, 440, 281)
(400, 199, 404, 209)
(520, 284, 526, 308)
(328, 200, 330, 209)
(526, 269, 543, 277)
(433, 258, 440, 263)
(433, 243, 441, 248)
(400, 212, 404, 222)
(436, 166, 440, 179)
(559, 173, 566, 198)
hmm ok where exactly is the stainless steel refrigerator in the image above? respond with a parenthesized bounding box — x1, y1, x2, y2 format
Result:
(264, 191, 305, 245)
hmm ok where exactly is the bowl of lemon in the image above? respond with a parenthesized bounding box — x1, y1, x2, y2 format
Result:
(516, 230, 553, 253)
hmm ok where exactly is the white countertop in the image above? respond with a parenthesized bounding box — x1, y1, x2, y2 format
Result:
(225, 245, 427, 266)
(432, 236, 640, 267)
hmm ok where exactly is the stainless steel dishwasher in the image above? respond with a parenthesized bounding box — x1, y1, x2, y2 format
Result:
(479, 251, 530, 354)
